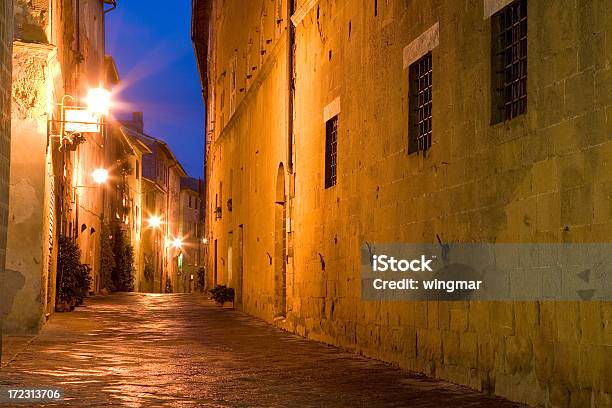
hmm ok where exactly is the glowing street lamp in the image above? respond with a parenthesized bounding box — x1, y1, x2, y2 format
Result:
(172, 237, 183, 249)
(85, 87, 112, 116)
(148, 215, 162, 229)
(91, 168, 109, 184)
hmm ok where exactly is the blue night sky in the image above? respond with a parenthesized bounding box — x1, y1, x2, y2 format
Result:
(105, 1, 205, 179)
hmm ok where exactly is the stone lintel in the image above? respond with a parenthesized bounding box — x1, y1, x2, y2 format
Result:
(483, 0, 514, 19)
(403, 22, 439, 69)
(323, 97, 340, 123)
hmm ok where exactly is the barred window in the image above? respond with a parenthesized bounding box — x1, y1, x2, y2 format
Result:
(408, 52, 432, 155)
(491, 0, 527, 123)
(324, 116, 338, 188)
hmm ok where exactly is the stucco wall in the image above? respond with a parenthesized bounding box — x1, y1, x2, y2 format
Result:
(5, 0, 107, 332)
(5, 42, 57, 333)
(205, 0, 610, 406)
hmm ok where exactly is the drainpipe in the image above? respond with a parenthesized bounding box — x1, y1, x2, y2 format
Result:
(77, 0, 80, 55)
(76, 0, 82, 90)
(286, 0, 295, 174)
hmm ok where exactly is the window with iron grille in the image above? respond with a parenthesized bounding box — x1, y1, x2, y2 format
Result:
(324, 116, 338, 188)
(408, 52, 432, 155)
(491, 0, 527, 124)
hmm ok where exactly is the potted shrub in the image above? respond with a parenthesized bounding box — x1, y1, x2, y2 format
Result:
(209, 285, 235, 307)
(56, 237, 92, 312)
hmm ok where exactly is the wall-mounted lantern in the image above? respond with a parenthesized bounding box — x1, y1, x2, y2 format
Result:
(50, 88, 112, 150)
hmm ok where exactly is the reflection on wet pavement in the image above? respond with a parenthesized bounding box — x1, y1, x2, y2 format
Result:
(0, 293, 525, 407)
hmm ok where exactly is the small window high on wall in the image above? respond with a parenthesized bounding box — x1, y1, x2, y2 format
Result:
(491, 0, 527, 124)
(408, 52, 433, 155)
(324, 116, 338, 189)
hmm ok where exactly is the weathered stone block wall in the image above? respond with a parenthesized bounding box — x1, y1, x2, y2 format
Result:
(0, 0, 14, 341)
(209, 42, 290, 320)
(205, 0, 291, 320)
(288, 1, 611, 406)
(205, 0, 611, 406)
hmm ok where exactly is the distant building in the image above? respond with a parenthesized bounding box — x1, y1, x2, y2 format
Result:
(178, 177, 205, 292)
(104, 90, 151, 292)
(123, 113, 188, 293)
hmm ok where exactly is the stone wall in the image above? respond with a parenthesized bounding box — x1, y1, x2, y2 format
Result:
(204, 0, 290, 316)
(203, 0, 610, 406)
(0, 0, 14, 353)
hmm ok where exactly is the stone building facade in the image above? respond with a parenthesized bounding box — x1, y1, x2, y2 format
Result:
(128, 115, 188, 293)
(193, 0, 611, 406)
(0, 0, 14, 358)
(105, 113, 150, 292)
(103, 62, 149, 293)
(115, 131, 149, 292)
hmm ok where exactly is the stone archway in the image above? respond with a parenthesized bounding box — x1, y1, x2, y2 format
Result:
(274, 163, 286, 317)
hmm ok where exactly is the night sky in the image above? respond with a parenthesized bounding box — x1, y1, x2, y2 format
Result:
(105, 1, 205, 179)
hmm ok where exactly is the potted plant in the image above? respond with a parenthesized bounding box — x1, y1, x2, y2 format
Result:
(56, 237, 92, 312)
(209, 285, 235, 308)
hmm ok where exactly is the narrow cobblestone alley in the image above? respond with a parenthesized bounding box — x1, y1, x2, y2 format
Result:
(0, 294, 526, 407)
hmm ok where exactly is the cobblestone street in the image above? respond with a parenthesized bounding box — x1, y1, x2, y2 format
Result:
(0, 294, 526, 407)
